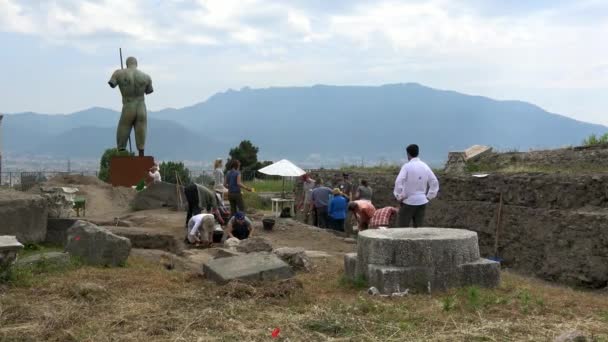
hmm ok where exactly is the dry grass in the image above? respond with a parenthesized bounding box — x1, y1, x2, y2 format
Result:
(1, 256, 608, 341)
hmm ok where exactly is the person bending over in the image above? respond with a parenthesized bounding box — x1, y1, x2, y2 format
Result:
(186, 213, 216, 246)
(348, 200, 376, 231)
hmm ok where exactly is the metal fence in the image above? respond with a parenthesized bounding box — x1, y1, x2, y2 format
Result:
(0, 171, 98, 190)
(0, 169, 294, 191)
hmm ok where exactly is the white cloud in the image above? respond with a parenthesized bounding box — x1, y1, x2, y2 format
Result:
(0, 0, 607, 121)
(0, 0, 35, 33)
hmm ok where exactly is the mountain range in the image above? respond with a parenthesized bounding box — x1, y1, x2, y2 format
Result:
(3, 83, 607, 168)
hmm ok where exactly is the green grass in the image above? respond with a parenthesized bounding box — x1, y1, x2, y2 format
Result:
(244, 178, 294, 193)
(242, 191, 271, 211)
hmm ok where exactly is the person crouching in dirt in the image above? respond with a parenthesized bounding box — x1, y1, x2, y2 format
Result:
(225, 212, 254, 240)
(186, 213, 216, 247)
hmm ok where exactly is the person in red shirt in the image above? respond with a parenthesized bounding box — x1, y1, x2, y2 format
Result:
(369, 206, 398, 228)
(348, 200, 376, 231)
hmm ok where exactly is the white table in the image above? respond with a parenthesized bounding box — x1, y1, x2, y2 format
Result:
(271, 198, 295, 218)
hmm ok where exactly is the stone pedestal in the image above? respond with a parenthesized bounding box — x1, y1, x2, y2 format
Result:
(0, 235, 24, 278)
(109, 156, 155, 187)
(345, 228, 500, 294)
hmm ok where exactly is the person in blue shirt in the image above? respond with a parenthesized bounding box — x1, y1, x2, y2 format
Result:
(328, 188, 349, 232)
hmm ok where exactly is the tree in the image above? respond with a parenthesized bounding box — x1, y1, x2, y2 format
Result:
(227, 140, 259, 171)
(159, 161, 191, 185)
(98, 148, 133, 182)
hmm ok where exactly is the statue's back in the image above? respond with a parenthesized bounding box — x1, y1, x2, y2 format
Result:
(114, 69, 152, 99)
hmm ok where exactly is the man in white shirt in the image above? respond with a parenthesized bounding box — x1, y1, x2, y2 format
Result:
(186, 213, 216, 245)
(393, 144, 439, 227)
(148, 165, 161, 183)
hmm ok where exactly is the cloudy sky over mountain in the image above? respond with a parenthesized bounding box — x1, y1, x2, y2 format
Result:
(1, 0, 607, 124)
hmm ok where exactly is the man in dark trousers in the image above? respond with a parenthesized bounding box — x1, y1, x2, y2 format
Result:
(393, 144, 440, 227)
(184, 183, 220, 228)
(310, 179, 332, 228)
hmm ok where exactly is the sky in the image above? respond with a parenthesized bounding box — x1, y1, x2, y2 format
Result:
(1, 0, 607, 125)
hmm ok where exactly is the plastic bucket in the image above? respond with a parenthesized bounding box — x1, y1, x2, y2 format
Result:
(262, 218, 276, 231)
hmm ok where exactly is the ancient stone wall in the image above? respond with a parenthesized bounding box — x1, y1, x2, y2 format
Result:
(0, 189, 48, 243)
(296, 170, 608, 288)
(449, 144, 608, 173)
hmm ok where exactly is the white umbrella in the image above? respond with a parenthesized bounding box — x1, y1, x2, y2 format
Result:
(258, 159, 305, 197)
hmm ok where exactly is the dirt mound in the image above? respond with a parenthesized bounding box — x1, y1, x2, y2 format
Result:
(47, 174, 109, 187)
(27, 175, 136, 218)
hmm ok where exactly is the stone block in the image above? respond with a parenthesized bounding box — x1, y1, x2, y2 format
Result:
(0, 190, 48, 244)
(203, 252, 294, 284)
(106, 226, 184, 255)
(235, 236, 273, 253)
(273, 247, 312, 271)
(46, 218, 78, 246)
(0, 235, 24, 278)
(213, 248, 244, 259)
(15, 252, 71, 268)
(65, 220, 131, 267)
(367, 264, 433, 294)
(459, 258, 501, 288)
(344, 253, 357, 281)
(131, 181, 185, 211)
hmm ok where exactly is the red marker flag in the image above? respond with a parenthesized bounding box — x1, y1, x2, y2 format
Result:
(271, 327, 280, 338)
(74, 236, 81, 241)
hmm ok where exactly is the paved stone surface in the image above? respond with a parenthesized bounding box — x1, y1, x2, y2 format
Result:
(273, 247, 312, 271)
(0, 190, 48, 243)
(346, 228, 500, 294)
(15, 251, 71, 268)
(203, 252, 294, 284)
(235, 236, 273, 253)
(65, 220, 131, 266)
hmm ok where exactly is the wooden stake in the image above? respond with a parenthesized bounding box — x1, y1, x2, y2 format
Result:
(493, 192, 503, 258)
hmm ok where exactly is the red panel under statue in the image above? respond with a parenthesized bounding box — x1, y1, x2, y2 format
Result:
(109, 156, 155, 187)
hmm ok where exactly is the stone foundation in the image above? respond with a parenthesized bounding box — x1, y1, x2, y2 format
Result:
(345, 228, 500, 294)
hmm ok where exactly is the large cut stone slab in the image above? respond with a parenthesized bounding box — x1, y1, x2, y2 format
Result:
(348, 228, 500, 294)
(203, 252, 294, 284)
(0, 235, 24, 278)
(0, 189, 48, 243)
(65, 221, 131, 266)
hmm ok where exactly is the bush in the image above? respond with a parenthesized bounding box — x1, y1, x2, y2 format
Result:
(98, 148, 134, 182)
(159, 161, 191, 184)
(583, 133, 608, 146)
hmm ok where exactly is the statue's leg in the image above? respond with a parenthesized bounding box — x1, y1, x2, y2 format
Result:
(116, 104, 135, 150)
(134, 101, 147, 154)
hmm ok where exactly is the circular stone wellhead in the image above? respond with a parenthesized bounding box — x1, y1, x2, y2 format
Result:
(344, 228, 500, 294)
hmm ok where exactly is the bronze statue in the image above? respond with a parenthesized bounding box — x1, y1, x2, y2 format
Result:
(108, 56, 153, 157)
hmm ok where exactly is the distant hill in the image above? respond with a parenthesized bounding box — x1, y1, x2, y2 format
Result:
(4, 83, 607, 167)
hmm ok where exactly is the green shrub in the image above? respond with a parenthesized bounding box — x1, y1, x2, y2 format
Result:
(98, 148, 134, 182)
(159, 161, 191, 184)
(583, 133, 608, 146)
